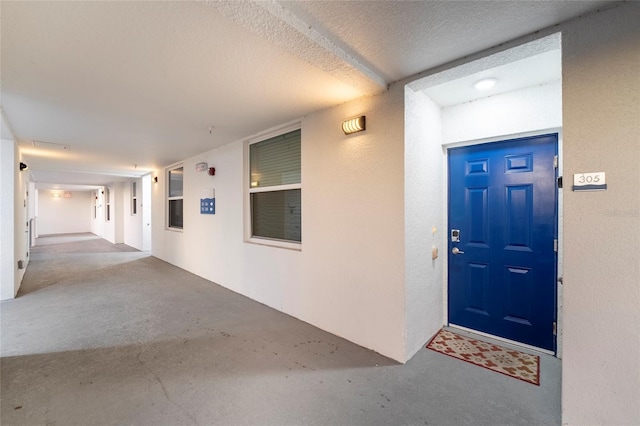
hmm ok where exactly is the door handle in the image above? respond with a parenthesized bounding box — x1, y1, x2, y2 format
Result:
(452, 247, 465, 255)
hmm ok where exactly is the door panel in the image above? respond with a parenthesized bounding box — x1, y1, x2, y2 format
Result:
(448, 134, 557, 351)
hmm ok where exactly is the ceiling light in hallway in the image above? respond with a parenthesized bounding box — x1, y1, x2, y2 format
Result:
(474, 78, 497, 90)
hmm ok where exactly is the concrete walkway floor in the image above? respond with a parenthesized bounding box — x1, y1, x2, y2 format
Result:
(1, 234, 561, 425)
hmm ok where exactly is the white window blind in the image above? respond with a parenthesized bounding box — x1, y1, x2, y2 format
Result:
(249, 129, 301, 243)
(131, 181, 138, 215)
(105, 187, 111, 222)
(169, 168, 183, 198)
(250, 129, 301, 188)
(168, 166, 183, 229)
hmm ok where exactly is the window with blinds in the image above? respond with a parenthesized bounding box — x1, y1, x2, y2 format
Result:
(168, 166, 183, 229)
(131, 181, 138, 215)
(105, 187, 111, 222)
(94, 189, 98, 219)
(249, 129, 301, 244)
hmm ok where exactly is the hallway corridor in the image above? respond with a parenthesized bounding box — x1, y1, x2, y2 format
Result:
(1, 234, 561, 425)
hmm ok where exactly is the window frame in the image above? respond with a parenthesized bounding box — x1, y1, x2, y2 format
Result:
(131, 181, 138, 216)
(245, 123, 302, 250)
(93, 190, 98, 219)
(166, 164, 184, 231)
(104, 186, 111, 222)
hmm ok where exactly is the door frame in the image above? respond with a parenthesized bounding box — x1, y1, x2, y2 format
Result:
(442, 127, 563, 357)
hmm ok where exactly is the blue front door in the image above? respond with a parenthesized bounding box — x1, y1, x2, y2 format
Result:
(448, 134, 558, 351)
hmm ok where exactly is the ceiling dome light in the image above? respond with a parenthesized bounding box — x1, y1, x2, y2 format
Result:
(474, 78, 497, 90)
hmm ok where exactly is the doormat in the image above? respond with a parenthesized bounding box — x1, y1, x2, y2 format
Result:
(426, 329, 540, 385)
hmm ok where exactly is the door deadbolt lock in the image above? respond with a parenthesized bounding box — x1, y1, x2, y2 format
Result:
(451, 229, 460, 242)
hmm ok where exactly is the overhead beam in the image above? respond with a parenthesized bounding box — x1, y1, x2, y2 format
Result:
(205, 0, 388, 95)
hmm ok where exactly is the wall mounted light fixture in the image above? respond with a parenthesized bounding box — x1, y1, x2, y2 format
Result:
(19, 162, 28, 171)
(342, 116, 366, 135)
(153, 176, 158, 183)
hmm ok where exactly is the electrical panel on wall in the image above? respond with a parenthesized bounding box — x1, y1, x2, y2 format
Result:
(200, 189, 215, 215)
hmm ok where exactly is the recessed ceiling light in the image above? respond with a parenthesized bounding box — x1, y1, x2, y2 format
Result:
(474, 78, 497, 90)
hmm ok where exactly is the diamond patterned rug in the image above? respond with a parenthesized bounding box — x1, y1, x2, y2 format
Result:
(426, 329, 540, 385)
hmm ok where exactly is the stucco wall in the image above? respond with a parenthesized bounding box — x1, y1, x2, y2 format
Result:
(301, 85, 405, 361)
(1, 139, 31, 300)
(90, 189, 104, 238)
(1, 140, 16, 300)
(102, 183, 124, 244)
(123, 178, 144, 250)
(37, 190, 92, 235)
(561, 3, 640, 424)
(152, 85, 406, 361)
(442, 81, 562, 145)
(404, 88, 445, 359)
(403, 49, 563, 360)
(149, 6, 640, 420)
(14, 147, 29, 293)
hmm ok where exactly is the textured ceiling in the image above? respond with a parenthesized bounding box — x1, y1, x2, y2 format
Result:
(280, 0, 611, 82)
(0, 0, 618, 188)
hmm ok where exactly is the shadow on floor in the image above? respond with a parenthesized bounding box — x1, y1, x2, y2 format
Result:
(1, 233, 561, 425)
